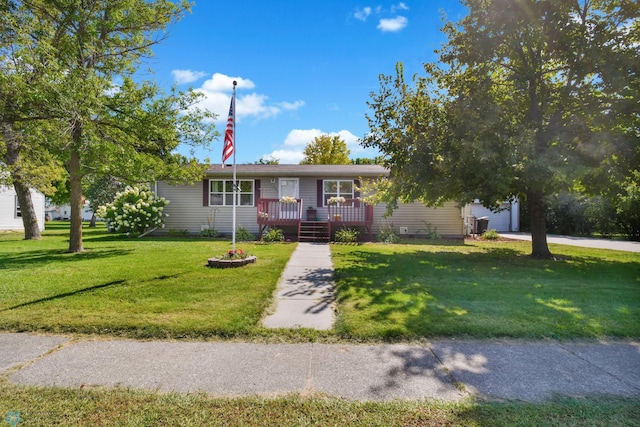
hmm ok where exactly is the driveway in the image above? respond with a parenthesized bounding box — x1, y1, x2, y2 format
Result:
(501, 233, 640, 253)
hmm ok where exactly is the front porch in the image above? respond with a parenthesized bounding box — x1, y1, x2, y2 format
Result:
(256, 198, 374, 242)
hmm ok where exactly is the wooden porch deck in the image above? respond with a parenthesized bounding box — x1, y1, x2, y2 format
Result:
(256, 198, 373, 241)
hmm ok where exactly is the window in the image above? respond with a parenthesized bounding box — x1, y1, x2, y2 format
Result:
(15, 196, 21, 218)
(323, 180, 354, 206)
(209, 179, 254, 206)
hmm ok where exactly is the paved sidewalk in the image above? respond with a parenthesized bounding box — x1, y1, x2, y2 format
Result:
(262, 242, 335, 330)
(2, 333, 639, 402)
(501, 233, 640, 252)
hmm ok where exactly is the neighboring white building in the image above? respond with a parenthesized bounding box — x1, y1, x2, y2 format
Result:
(46, 201, 94, 221)
(468, 200, 520, 233)
(0, 185, 46, 232)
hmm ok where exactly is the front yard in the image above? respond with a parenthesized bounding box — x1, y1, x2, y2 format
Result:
(1, 223, 639, 425)
(0, 223, 638, 340)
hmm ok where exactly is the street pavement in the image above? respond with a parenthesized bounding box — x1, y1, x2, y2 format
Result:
(501, 233, 640, 252)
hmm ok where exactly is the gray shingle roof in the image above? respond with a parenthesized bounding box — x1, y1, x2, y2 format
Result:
(205, 164, 389, 177)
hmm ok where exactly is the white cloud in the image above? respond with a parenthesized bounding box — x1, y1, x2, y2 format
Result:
(262, 128, 367, 164)
(391, 2, 409, 13)
(277, 100, 306, 111)
(377, 16, 408, 32)
(171, 69, 207, 84)
(190, 73, 303, 124)
(354, 7, 372, 21)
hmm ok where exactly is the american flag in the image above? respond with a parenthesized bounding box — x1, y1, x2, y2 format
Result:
(221, 96, 234, 167)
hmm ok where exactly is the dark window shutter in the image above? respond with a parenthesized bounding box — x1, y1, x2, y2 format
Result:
(317, 180, 323, 207)
(354, 179, 361, 207)
(254, 180, 260, 206)
(203, 179, 209, 206)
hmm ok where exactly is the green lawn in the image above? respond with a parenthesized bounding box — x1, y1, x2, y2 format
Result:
(1, 224, 638, 341)
(0, 380, 638, 426)
(0, 222, 296, 339)
(331, 240, 640, 340)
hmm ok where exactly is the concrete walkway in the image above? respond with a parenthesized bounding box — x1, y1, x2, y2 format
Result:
(501, 232, 640, 253)
(262, 242, 335, 330)
(2, 333, 639, 402)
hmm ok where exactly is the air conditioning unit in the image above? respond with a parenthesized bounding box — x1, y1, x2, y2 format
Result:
(399, 226, 409, 235)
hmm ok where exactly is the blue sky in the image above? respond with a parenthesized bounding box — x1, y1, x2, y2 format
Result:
(150, 1, 468, 164)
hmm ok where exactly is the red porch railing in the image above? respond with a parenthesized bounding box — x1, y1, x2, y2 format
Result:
(256, 198, 374, 239)
(257, 198, 304, 233)
(327, 199, 373, 230)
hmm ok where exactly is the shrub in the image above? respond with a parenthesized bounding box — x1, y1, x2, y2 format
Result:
(236, 227, 256, 242)
(334, 227, 359, 244)
(167, 229, 189, 238)
(420, 221, 440, 239)
(199, 228, 218, 238)
(482, 229, 501, 240)
(261, 227, 284, 243)
(377, 227, 400, 244)
(97, 186, 168, 236)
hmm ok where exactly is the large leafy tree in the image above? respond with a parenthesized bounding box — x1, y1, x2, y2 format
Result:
(1, 1, 67, 239)
(6, 0, 216, 252)
(364, 0, 638, 258)
(300, 134, 351, 165)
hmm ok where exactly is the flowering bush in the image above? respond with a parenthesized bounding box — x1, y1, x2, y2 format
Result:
(328, 196, 346, 204)
(97, 186, 169, 235)
(279, 196, 297, 204)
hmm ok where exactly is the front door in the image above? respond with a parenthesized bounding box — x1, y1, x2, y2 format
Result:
(278, 178, 299, 199)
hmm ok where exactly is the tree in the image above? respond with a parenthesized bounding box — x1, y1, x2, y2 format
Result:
(1, 1, 67, 239)
(8, 1, 216, 252)
(253, 155, 279, 164)
(300, 134, 351, 165)
(364, 0, 639, 258)
(351, 156, 385, 165)
(84, 174, 126, 227)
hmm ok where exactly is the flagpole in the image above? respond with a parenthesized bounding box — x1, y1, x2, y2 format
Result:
(231, 80, 237, 251)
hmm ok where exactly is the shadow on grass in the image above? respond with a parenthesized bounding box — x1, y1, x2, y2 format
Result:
(397, 238, 467, 247)
(0, 279, 127, 312)
(0, 247, 133, 270)
(334, 247, 640, 339)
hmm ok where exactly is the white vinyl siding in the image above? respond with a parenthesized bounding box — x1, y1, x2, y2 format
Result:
(155, 179, 465, 238)
(372, 201, 464, 238)
(0, 186, 45, 231)
(157, 181, 259, 234)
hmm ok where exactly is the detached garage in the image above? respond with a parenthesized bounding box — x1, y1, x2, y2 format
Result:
(469, 200, 519, 232)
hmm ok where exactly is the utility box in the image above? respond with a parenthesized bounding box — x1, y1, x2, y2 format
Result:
(399, 226, 409, 235)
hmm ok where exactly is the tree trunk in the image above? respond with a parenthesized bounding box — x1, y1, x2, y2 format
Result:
(68, 148, 84, 253)
(89, 212, 96, 227)
(527, 190, 552, 259)
(1, 121, 41, 240)
(14, 180, 42, 240)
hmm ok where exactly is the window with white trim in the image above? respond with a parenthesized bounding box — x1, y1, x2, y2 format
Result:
(209, 179, 254, 206)
(322, 180, 354, 206)
(15, 195, 21, 218)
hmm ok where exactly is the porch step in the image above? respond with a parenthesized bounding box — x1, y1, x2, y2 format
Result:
(298, 221, 329, 242)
